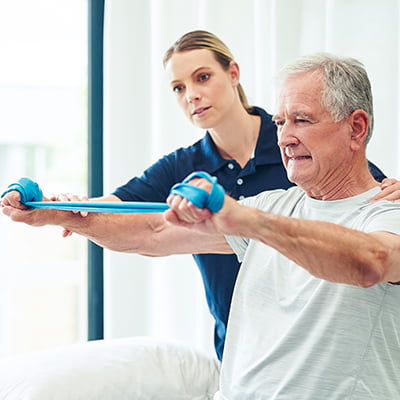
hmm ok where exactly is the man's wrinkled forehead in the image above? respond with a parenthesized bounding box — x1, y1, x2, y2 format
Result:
(274, 71, 325, 115)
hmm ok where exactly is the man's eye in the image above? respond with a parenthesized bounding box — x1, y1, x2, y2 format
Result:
(274, 120, 284, 127)
(296, 118, 309, 124)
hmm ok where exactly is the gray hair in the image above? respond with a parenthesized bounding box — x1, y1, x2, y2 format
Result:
(278, 53, 374, 143)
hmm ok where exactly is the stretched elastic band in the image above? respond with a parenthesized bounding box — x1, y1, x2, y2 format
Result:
(24, 201, 169, 213)
(3, 171, 225, 214)
(1, 178, 43, 203)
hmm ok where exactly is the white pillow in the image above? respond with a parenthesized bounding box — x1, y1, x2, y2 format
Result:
(0, 337, 220, 400)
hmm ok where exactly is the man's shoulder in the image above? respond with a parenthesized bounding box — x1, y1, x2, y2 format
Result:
(357, 199, 400, 234)
(240, 186, 304, 212)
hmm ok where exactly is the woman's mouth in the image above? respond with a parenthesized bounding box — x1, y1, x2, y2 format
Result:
(192, 106, 211, 116)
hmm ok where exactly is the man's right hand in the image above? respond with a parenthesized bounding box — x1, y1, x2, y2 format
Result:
(1, 192, 51, 227)
(1, 190, 28, 210)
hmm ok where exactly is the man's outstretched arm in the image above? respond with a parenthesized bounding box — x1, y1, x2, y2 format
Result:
(166, 178, 400, 288)
(1, 189, 232, 256)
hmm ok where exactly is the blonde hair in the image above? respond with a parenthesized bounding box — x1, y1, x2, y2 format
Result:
(163, 30, 254, 114)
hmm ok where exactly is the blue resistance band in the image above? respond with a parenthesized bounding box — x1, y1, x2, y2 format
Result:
(1, 172, 225, 214)
(23, 201, 170, 213)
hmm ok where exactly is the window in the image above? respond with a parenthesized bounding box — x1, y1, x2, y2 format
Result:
(0, 0, 88, 356)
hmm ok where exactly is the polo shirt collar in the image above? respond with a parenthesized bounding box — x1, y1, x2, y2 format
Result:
(195, 106, 283, 173)
(196, 132, 228, 173)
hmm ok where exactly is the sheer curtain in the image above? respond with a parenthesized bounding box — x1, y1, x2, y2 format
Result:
(103, 0, 400, 355)
(0, 0, 88, 356)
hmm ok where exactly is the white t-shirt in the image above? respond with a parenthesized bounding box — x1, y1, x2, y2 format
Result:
(215, 186, 400, 400)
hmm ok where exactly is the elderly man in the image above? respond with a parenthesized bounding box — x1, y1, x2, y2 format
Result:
(2, 53, 400, 399)
(162, 53, 400, 399)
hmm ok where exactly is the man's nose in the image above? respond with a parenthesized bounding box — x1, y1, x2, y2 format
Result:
(277, 124, 298, 148)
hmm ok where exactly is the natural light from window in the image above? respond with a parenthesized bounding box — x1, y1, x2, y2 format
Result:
(0, 0, 88, 356)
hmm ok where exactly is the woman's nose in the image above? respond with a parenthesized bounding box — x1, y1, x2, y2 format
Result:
(186, 85, 200, 103)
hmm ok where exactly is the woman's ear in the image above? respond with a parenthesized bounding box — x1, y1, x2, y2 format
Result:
(229, 61, 240, 86)
(349, 109, 369, 150)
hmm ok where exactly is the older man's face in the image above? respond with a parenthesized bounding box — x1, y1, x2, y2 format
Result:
(273, 70, 353, 198)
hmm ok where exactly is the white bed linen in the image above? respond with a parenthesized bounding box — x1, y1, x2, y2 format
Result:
(0, 336, 220, 399)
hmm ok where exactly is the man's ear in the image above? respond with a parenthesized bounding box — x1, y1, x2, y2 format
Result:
(349, 109, 369, 150)
(229, 61, 240, 87)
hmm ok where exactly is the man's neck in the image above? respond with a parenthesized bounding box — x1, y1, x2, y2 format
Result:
(304, 165, 379, 201)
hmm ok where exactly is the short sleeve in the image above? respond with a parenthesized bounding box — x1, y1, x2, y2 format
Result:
(225, 234, 249, 263)
(362, 202, 400, 235)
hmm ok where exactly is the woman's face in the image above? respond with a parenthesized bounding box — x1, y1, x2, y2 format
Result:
(165, 49, 240, 130)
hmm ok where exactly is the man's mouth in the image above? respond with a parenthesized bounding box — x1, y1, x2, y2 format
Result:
(289, 155, 312, 160)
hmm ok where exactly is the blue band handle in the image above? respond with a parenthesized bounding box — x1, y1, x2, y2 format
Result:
(1, 178, 43, 203)
(2, 171, 225, 213)
(170, 171, 225, 213)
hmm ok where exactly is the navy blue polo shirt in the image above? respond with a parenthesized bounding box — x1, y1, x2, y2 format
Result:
(112, 106, 386, 360)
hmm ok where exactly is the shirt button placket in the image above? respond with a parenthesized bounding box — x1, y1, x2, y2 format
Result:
(237, 178, 244, 200)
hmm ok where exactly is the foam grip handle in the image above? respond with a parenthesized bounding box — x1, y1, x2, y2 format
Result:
(170, 171, 225, 213)
(1, 178, 43, 203)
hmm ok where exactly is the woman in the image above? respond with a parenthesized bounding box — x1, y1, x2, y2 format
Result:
(110, 30, 294, 361)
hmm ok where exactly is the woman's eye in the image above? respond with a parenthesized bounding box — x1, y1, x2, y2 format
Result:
(173, 85, 184, 93)
(198, 73, 209, 82)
